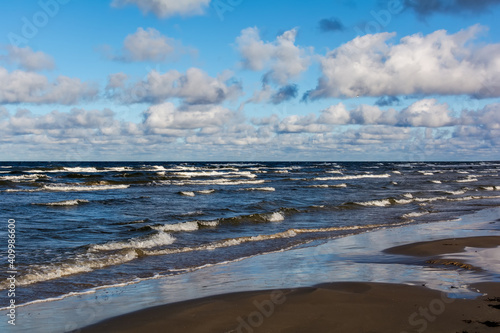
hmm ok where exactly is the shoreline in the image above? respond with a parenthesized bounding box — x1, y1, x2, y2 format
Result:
(80, 281, 500, 333)
(3, 207, 500, 332)
(81, 235, 500, 333)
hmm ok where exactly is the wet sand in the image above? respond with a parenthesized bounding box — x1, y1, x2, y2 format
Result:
(81, 236, 500, 333)
(384, 235, 500, 257)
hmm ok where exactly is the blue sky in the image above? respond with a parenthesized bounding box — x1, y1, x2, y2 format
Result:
(1, 0, 500, 161)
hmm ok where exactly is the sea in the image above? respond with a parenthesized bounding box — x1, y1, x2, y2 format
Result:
(1, 161, 500, 309)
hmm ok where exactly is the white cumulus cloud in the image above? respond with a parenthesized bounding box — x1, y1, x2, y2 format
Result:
(236, 27, 312, 85)
(308, 24, 500, 99)
(111, 0, 211, 18)
(109, 68, 241, 105)
(0, 46, 55, 71)
(0, 67, 98, 105)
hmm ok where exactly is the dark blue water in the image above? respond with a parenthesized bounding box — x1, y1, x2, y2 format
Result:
(1, 161, 499, 306)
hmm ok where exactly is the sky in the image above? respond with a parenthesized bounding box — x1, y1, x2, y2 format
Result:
(1, 0, 500, 161)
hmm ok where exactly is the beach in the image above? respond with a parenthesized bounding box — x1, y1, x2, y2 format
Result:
(80, 235, 500, 333)
(1, 162, 500, 332)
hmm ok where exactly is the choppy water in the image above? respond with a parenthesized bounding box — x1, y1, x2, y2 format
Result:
(1, 161, 499, 307)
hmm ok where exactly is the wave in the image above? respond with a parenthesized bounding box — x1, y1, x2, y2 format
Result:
(0, 249, 139, 289)
(33, 199, 89, 206)
(199, 221, 219, 227)
(144, 221, 408, 257)
(314, 173, 391, 181)
(355, 199, 393, 207)
(0, 220, 408, 289)
(456, 176, 479, 183)
(28, 167, 104, 173)
(307, 183, 347, 188)
(174, 171, 256, 178)
(196, 189, 215, 194)
(447, 195, 500, 202)
(481, 186, 500, 191)
(90, 231, 175, 251)
(326, 170, 343, 174)
(159, 179, 266, 186)
(153, 221, 200, 232)
(43, 184, 129, 191)
(243, 187, 276, 191)
(402, 211, 430, 219)
(1, 174, 48, 181)
(266, 212, 285, 222)
(4, 188, 41, 192)
(179, 191, 195, 197)
(445, 189, 467, 195)
(431, 180, 442, 184)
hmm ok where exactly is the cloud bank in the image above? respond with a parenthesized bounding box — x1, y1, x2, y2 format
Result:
(307, 25, 500, 99)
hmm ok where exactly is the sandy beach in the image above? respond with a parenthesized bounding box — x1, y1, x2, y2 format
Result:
(81, 236, 500, 333)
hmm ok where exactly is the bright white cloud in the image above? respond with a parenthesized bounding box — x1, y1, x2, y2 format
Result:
(236, 27, 312, 85)
(143, 102, 235, 134)
(107, 28, 192, 62)
(111, 0, 211, 18)
(318, 99, 455, 127)
(308, 24, 500, 99)
(0, 67, 98, 105)
(0, 46, 54, 71)
(109, 68, 241, 105)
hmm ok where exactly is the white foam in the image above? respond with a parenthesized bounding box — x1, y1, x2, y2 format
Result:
(35, 199, 89, 206)
(402, 211, 429, 219)
(244, 187, 276, 191)
(481, 186, 500, 191)
(166, 179, 266, 186)
(179, 191, 195, 197)
(0, 250, 139, 288)
(392, 171, 402, 174)
(356, 199, 392, 207)
(266, 212, 285, 222)
(4, 188, 41, 192)
(152, 221, 199, 232)
(43, 184, 129, 191)
(198, 220, 219, 227)
(314, 173, 391, 181)
(63, 167, 101, 173)
(104, 167, 133, 172)
(414, 196, 448, 202)
(174, 170, 256, 178)
(326, 170, 343, 174)
(448, 195, 500, 202)
(419, 171, 434, 176)
(1, 174, 47, 181)
(456, 176, 479, 183)
(90, 232, 175, 251)
(431, 180, 442, 184)
(196, 189, 215, 194)
(402, 193, 413, 199)
(445, 189, 467, 195)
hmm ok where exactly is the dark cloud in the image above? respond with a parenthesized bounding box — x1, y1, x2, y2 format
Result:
(403, 0, 500, 17)
(271, 84, 298, 104)
(318, 17, 345, 32)
(375, 96, 400, 107)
